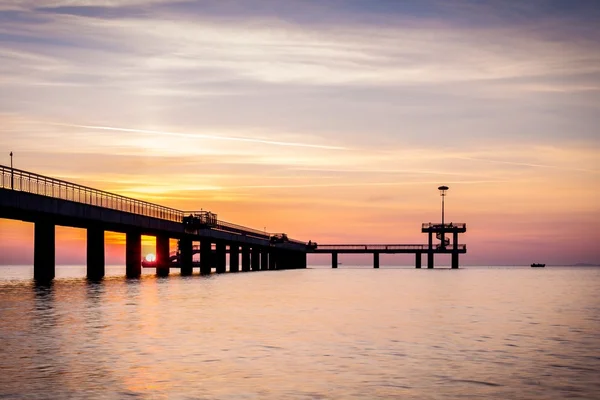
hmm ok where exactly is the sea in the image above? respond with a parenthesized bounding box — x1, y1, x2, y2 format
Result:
(0, 265, 599, 400)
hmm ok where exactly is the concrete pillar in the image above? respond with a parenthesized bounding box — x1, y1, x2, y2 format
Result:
(373, 252, 379, 269)
(34, 220, 55, 281)
(427, 231, 434, 269)
(452, 231, 459, 269)
(251, 248, 260, 271)
(200, 240, 212, 275)
(179, 238, 193, 276)
(298, 252, 307, 269)
(156, 235, 170, 277)
(268, 250, 277, 270)
(415, 252, 422, 269)
(261, 250, 269, 271)
(86, 227, 105, 280)
(241, 246, 250, 272)
(332, 252, 338, 269)
(216, 242, 227, 273)
(229, 244, 240, 272)
(126, 231, 142, 278)
(452, 252, 459, 269)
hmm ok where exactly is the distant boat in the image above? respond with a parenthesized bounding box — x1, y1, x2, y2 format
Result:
(531, 263, 545, 268)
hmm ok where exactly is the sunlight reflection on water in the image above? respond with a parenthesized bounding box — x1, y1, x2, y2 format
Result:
(1, 267, 599, 399)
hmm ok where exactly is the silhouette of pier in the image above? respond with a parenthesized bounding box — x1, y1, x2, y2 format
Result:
(310, 222, 467, 268)
(0, 165, 467, 280)
(0, 165, 308, 280)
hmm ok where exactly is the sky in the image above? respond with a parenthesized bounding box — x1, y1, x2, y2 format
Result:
(0, 0, 599, 266)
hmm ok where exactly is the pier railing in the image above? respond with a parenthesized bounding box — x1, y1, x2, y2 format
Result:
(422, 223, 466, 230)
(1, 165, 183, 222)
(0, 165, 301, 243)
(315, 244, 467, 251)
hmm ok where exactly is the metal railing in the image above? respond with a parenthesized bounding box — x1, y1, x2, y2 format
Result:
(1, 165, 183, 222)
(0, 165, 305, 244)
(422, 223, 466, 230)
(314, 244, 467, 251)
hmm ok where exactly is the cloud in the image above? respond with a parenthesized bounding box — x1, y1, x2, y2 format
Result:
(47, 123, 347, 150)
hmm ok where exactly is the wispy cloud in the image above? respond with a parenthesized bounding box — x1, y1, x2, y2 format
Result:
(47, 123, 347, 150)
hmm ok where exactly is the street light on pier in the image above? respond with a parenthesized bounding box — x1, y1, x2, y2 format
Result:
(438, 185, 448, 226)
(438, 185, 449, 248)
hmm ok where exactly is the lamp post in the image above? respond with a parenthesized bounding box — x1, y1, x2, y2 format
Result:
(438, 185, 448, 248)
(9, 151, 13, 190)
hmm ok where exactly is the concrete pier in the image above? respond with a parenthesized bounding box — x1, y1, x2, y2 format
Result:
(251, 248, 260, 271)
(216, 242, 226, 273)
(332, 252, 338, 269)
(126, 231, 141, 278)
(86, 227, 105, 280)
(156, 235, 170, 277)
(373, 252, 379, 269)
(200, 240, 212, 275)
(34, 220, 55, 281)
(229, 245, 239, 272)
(179, 238, 193, 275)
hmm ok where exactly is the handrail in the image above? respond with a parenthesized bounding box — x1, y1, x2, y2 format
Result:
(0, 165, 304, 243)
(1, 165, 183, 222)
(422, 223, 466, 229)
(314, 244, 467, 251)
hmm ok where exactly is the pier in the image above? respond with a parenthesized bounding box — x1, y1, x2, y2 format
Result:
(0, 165, 467, 280)
(0, 165, 307, 281)
(310, 222, 467, 269)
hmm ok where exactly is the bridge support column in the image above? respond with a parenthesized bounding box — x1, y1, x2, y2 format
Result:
(452, 252, 459, 269)
(279, 251, 291, 269)
(298, 252, 307, 269)
(200, 240, 212, 275)
(427, 231, 434, 269)
(261, 250, 269, 271)
(34, 220, 55, 281)
(86, 227, 105, 280)
(229, 245, 239, 272)
(373, 252, 379, 269)
(216, 242, 226, 273)
(415, 252, 422, 269)
(126, 231, 142, 278)
(241, 246, 250, 272)
(332, 252, 338, 269)
(269, 250, 277, 270)
(251, 248, 260, 271)
(156, 235, 170, 277)
(179, 238, 193, 276)
(452, 231, 459, 269)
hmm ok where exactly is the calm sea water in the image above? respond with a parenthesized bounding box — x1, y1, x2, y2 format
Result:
(0, 266, 599, 399)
